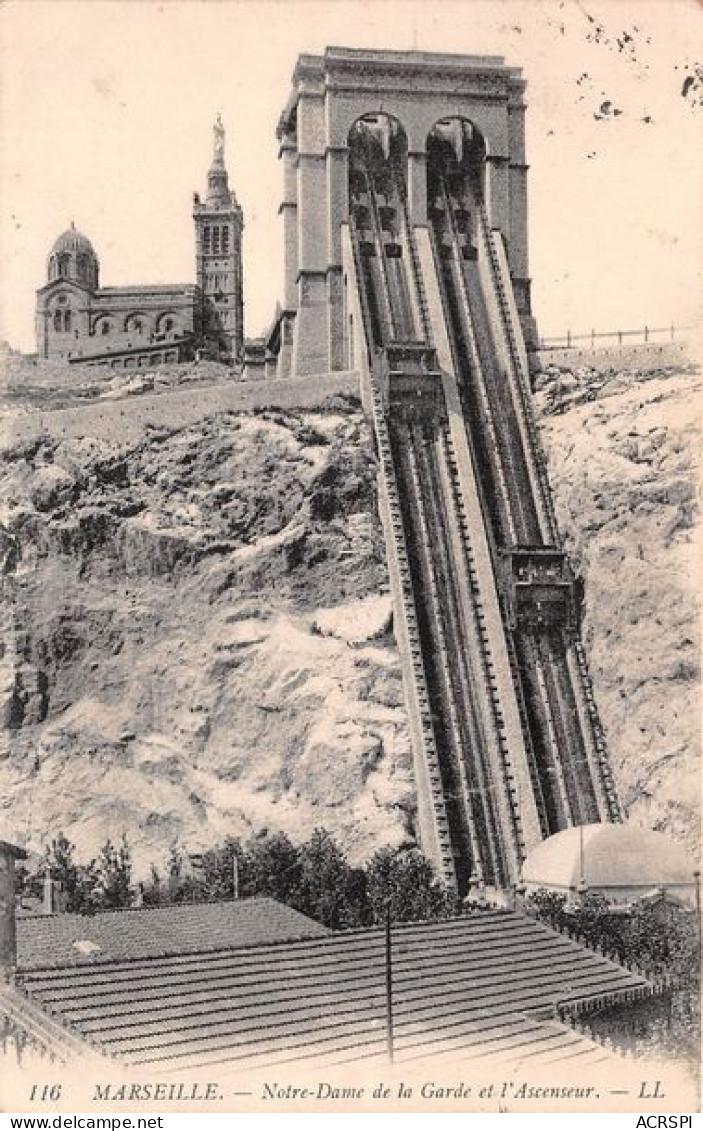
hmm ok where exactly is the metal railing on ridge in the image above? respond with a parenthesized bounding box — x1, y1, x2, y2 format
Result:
(537, 324, 693, 351)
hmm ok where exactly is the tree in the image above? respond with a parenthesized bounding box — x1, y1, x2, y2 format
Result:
(90, 830, 454, 930)
(96, 835, 133, 910)
(365, 846, 454, 924)
(527, 887, 699, 982)
(525, 888, 569, 931)
(163, 843, 207, 905)
(200, 837, 246, 901)
(526, 887, 700, 1066)
(624, 900, 699, 980)
(45, 833, 100, 914)
(296, 829, 358, 929)
(568, 891, 622, 951)
(245, 832, 302, 905)
(344, 866, 372, 928)
(142, 864, 168, 907)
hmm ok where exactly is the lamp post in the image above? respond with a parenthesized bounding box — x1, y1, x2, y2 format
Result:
(385, 904, 394, 1065)
(694, 870, 701, 959)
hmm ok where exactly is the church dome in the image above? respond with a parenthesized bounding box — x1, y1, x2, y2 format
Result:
(50, 223, 96, 258)
(522, 823, 696, 906)
(47, 222, 99, 289)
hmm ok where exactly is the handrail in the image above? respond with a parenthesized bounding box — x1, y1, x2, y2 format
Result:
(572, 641, 623, 821)
(437, 426, 527, 872)
(433, 180, 518, 546)
(394, 172, 432, 343)
(476, 204, 560, 544)
(403, 424, 488, 883)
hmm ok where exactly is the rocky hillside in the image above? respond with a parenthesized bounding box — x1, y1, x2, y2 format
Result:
(535, 360, 700, 856)
(0, 393, 415, 874)
(0, 357, 699, 873)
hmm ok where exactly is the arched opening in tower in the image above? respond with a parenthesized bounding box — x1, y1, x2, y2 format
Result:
(347, 114, 418, 346)
(427, 117, 487, 262)
(349, 113, 408, 194)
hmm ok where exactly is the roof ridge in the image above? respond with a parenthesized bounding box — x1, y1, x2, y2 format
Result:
(23, 893, 276, 921)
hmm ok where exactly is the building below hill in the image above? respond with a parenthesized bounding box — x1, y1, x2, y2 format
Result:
(0, 840, 668, 1078)
(521, 824, 697, 909)
(35, 119, 244, 370)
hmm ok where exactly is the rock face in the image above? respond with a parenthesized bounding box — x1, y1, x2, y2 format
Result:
(537, 364, 700, 856)
(0, 360, 699, 872)
(0, 398, 414, 873)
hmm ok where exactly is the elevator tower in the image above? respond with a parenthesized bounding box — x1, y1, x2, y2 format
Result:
(274, 49, 621, 895)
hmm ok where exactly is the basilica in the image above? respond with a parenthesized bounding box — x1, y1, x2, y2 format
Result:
(35, 117, 244, 369)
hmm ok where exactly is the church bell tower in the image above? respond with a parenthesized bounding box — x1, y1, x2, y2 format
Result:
(193, 115, 244, 361)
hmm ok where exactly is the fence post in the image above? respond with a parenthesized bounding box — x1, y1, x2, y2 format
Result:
(591, 328, 595, 348)
(618, 330, 623, 346)
(670, 322, 675, 341)
(567, 329, 572, 348)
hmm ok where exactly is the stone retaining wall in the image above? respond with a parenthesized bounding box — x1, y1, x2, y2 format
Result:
(532, 340, 691, 372)
(1, 370, 361, 449)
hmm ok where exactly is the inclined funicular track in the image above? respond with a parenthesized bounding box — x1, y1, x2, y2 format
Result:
(349, 120, 523, 890)
(429, 169, 538, 547)
(426, 130, 609, 831)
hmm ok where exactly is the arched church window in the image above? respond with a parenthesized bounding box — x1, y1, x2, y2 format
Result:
(64, 310, 72, 333)
(203, 226, 211, 254)
(49, 256, 57, 281)
(212, 227, 220, 255)
(125, 315, 145, 335)
(53, 310, 62, 332)
(164, 318, 174, 333)
(101, 320, 111, 335)
(222, 226, 230, 254)
(58, 254, 70, 278)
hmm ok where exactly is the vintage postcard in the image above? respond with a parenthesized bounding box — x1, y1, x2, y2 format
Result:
(0, 0, 700, 1119)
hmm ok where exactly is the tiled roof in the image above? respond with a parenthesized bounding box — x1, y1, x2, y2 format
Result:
(16, 898, 328, 970)
(15, 909, 651, 1072)
(0, 983, 101, 1064)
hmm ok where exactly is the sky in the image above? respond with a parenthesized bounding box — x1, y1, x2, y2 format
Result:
(1, 0, 702, 352)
